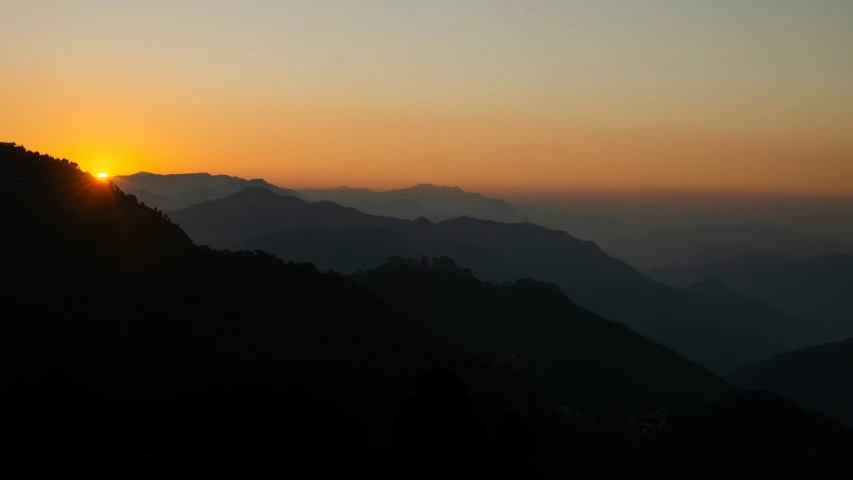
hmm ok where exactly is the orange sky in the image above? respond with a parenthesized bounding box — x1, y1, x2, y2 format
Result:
(2, 1, 852, 197)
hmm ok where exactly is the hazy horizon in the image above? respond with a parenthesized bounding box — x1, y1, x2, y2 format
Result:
(94, 166, 852, 202)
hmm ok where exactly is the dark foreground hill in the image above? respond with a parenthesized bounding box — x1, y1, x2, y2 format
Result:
(0, 145, 527, 475)
(0, 144, 723, 474)
(3, 143, 852, 476)
(173, 188, 829, 373)
(353, 258, 732, 413)
(648, 391, 853, 472)
(728, 338, 853, 427)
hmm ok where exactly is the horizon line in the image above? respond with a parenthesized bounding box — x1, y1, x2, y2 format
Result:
(107, 169, 853, 201)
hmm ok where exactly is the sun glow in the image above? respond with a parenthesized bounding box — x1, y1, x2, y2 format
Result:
(97, 173, 108, 179)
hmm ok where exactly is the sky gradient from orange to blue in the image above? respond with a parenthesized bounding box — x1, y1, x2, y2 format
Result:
(2, 0, 852, 196)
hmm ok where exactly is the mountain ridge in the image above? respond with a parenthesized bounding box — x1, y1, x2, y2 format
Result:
(171, 186, 829, 373)
(115, 172, 853, 270)
(353, 258, 734, 412)
(648, 253, 853, 333)
(111, 171, 305, 210)
(728, 338, 853, 426)
(4, 143, 852, 473)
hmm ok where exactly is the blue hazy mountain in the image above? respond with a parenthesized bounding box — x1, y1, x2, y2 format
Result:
(121, 173, 853, 270)
(521, 204, 853, 270)
(171, 188, 834, 373)
(648, 254, 853, 333)
(301, 183, 530, 224)
(112, 172, 304, 210)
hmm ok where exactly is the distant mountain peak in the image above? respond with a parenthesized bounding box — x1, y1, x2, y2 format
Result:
(228, 186, 285, 201)
(326, 185, 373, 193)
(408, 183, 462, 192)
(126, 171, 220, 179)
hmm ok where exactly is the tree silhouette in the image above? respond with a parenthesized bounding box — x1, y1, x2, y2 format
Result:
(392, 368, 490, 480)
(492, 414, 538, 480)
(1, 371, 102, 463)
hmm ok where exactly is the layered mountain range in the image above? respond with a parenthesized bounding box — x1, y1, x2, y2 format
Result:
(6, 148, 851, 474)
(165, 187, 834, 374)
(115, 172, 853, 270)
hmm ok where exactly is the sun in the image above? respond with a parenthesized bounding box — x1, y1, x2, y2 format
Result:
(97, 172, 108, 179)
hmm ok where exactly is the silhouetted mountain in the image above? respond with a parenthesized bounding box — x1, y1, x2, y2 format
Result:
(301, 186, 853, 270)
(728, 338, 853, 427)
(349, 198, 438, 220)
(0, 144, 525, 474)
(172, 187, 371, 246)
(299, 184, 377, 203)
(391, 368, 492, 480)
(354, 258, 733, 413)
(112, 172, 304, 210)
(240, 228, 420, 273)
(391, 372, 853, 476)
(173, 189, 523, 281)
(4, 143, 852, 475)
(649, 391, 853, 473)
(648, 254, 853, 333)
(173, 188, 823, 373)
(476, 199, 528, 223)
(433, 218, 816, 373)
(683, 277, 832, 368)
(301, 183, 529, 223)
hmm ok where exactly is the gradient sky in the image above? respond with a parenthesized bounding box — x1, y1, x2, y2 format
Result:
(2, 0, 852, 196)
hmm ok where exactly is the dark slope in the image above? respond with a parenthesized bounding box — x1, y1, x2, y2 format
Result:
(353, 258, 733, 413)
(172, 187, 380, 246)
(648, 254, 853, 332)
(173, 190, 823, 373)
(534, 389, 853, 475)
(173, 188, 524, 280)
(112, 171, 304, 210)
(349, 198, 438, 220)
(0, 145, 527, 474)
(650, 391, 853, 471)
(239, 228, 421, 273)
(354, 261, 853, 474)
(434, 218, 802, 373)
(728, 338, 853, 426)
(684, 277, 833, 366)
